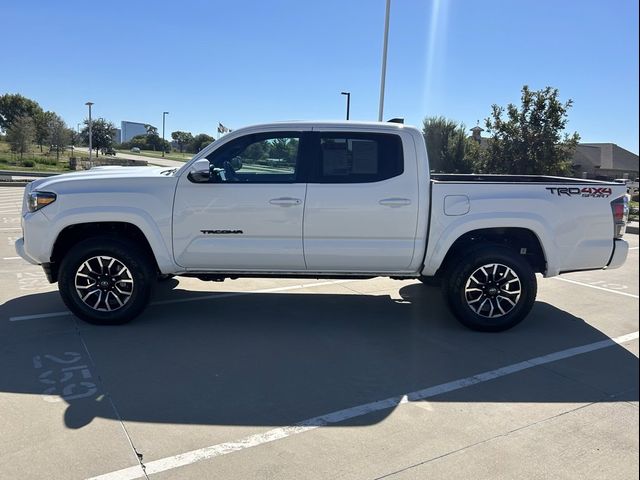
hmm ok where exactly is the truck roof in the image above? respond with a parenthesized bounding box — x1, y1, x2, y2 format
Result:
(234, 120, 417, 132)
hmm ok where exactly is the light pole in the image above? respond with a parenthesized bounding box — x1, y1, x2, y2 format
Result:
(162, 111, 169, 157)
(378, 0, 391, 121)
(341, 91, 351, 120)
(85, 102, 94, 164)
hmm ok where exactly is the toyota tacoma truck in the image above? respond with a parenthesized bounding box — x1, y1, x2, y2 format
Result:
(16, 121, 630, 331)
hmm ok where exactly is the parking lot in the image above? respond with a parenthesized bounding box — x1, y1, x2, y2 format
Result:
(0, 185, 638, 480)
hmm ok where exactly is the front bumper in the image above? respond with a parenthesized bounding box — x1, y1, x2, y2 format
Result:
(14, 237, 39, 265)
(606, 239, 629, 270)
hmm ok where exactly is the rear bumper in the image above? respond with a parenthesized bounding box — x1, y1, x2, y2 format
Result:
(606, 239, 629, 270)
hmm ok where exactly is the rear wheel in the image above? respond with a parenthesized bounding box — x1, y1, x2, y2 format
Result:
(58, 236, 155, 325)
(442, 245, 537, 332)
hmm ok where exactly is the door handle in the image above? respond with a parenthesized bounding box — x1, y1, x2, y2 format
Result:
(269, 197, 302, 207)
(379, 198, 411, 207)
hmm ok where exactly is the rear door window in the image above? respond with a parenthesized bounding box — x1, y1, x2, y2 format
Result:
(311, 132, 404, 183)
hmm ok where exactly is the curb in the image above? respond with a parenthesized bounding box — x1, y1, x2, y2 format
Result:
(627, 223, 639, 235)
(0, 170, 58, 177)
(0, 182, 29, 187)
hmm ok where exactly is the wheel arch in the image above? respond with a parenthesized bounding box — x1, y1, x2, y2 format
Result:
(48, 222, 160, 282)
(433, 227, 547, 278)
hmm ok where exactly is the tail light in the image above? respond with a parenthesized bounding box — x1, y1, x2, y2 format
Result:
(610, 195, 629, 239)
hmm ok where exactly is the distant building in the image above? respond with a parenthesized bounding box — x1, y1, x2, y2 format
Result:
(468, 128, 638, 180)
(572, 143, 639, 180)
(121, 121, 150, 143)
(113, 128, 121, 144)
(470, 125, 484, 144)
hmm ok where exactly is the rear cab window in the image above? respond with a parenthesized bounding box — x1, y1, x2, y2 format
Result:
(310, 132, 404, 183)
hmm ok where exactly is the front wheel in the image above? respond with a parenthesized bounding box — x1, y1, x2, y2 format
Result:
(58, 236, 155, 325)
(442, 245, 537, 332)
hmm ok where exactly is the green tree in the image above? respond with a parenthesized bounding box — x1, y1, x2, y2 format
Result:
(190, 133, 214, 153)
(171, 131, 194, 153)
(81, 118, 116, 156)
(0, 93, 43, 132)
(422, 116, 475, 173)
(144, 124, 158, 136)
(243, 141, 267, 160)
(268, 138, 298, 162)
(483, 85, 579, 175)
(34, 110, 56, 152)
(145, 132, 171, 152)
(6, 114, 35, 160)
(48, 114, 70, 160)
(126, 134, 170, 152)
(463, 137, 486, 172)
(68, 128, 80, 147)
(129, 135, 148, 150)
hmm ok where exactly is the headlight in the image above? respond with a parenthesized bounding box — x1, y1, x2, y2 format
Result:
(28, 191, 57, 212)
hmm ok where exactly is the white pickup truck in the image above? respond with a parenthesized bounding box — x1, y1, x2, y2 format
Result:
(16, 121, 630, 331)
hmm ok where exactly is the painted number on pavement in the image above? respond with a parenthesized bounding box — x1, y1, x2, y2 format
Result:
(33, 352, 98, 402)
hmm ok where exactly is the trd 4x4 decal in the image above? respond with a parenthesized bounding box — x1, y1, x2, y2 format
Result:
(546, 187, 613, 198)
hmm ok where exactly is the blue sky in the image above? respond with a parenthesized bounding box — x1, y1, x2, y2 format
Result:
(1, 0, 638, 153)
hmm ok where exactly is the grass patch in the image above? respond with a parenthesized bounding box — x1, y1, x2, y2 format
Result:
(0, 140, 80, 172)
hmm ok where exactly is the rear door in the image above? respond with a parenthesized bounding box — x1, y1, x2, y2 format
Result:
(303, 129, 419, 272)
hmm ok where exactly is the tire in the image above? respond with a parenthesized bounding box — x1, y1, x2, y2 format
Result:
(442, 245, 537, 332)
(58, 236, 155, 325)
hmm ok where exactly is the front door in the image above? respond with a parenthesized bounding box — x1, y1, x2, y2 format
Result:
(173, 131, 308, 270)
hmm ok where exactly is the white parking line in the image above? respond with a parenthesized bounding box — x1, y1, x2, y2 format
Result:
(2, 256, 22, 260)
(629, 247, 639, 251)
(87, 330, 640, 480)
(552, 277, 639, 299)
(8, 280, 353, 321)
(0, 227, 21, 231)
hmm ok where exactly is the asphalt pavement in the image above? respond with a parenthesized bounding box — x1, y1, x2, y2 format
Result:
(0, 185, 637, 480)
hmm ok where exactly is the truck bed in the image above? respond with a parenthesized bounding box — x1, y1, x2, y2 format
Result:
(431, 174, 616, 184)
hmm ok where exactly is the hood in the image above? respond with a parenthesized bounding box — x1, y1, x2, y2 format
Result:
(28, 166, 176, 191)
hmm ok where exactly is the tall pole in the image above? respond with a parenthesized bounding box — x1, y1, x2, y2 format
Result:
(85, 102, 94, 165)
(378, 0, 391, 121)
(162, 111, 169, 157)
(341, 91, 351, 120)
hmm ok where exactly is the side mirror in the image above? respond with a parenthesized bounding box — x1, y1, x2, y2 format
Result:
(188, 159, 211, 183)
